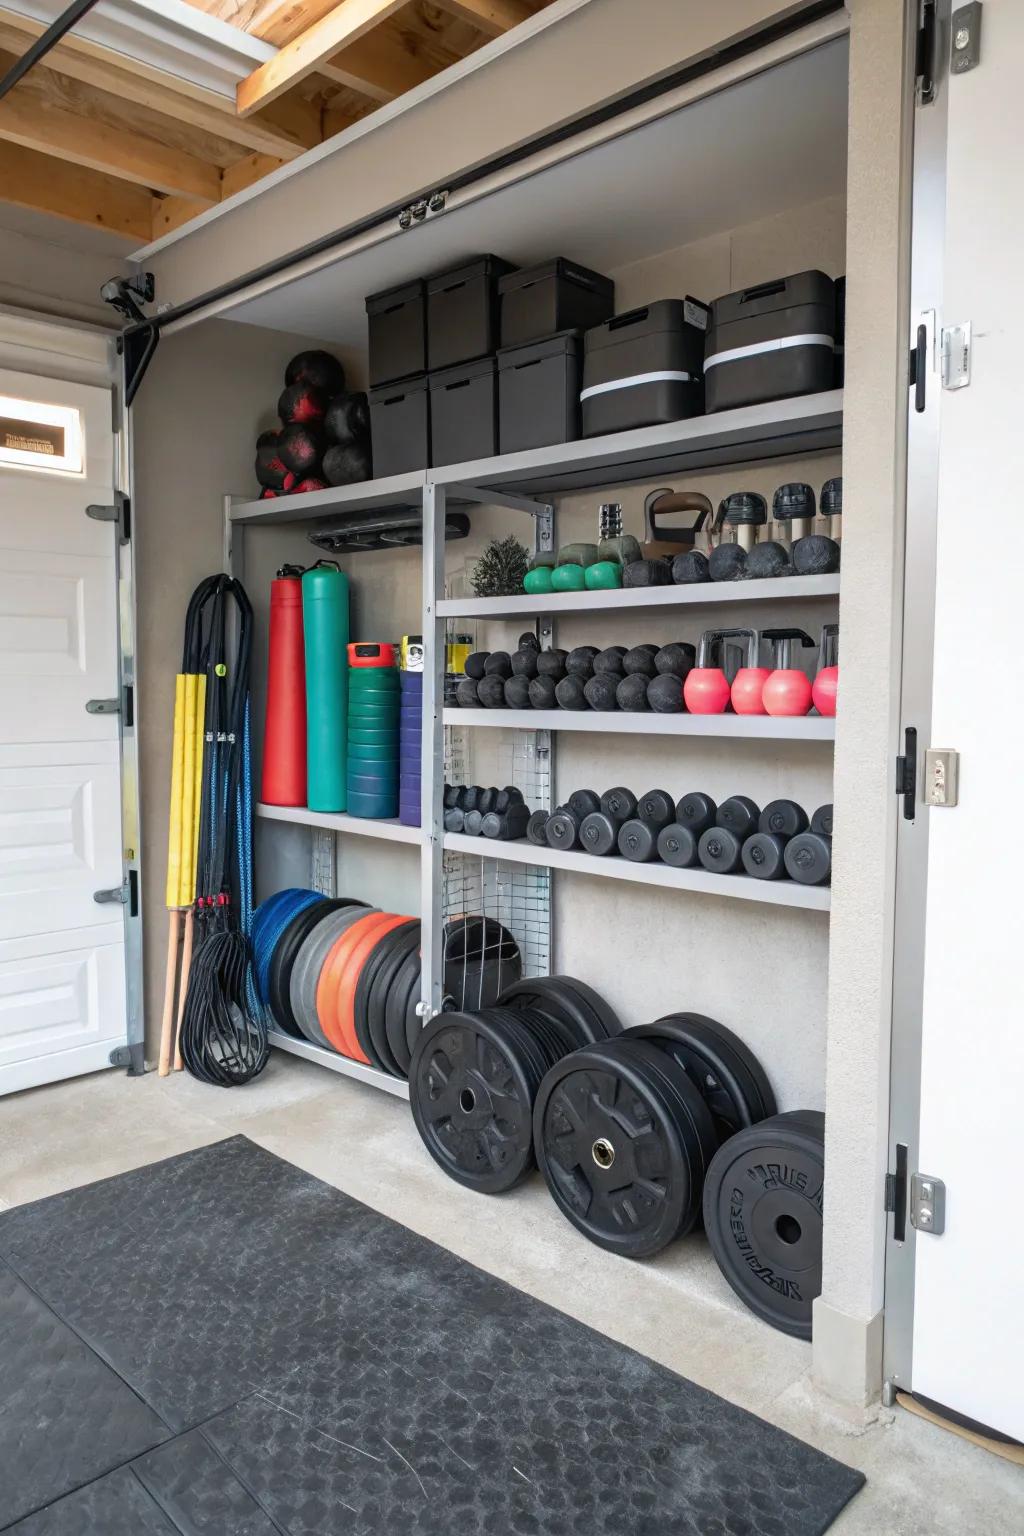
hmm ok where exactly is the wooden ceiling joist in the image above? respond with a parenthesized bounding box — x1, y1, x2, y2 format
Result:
(235, 0, 409, 115)
(319, 28, 436, 102)
(0, 138, 153, 240)
(429, 0, 532, 37)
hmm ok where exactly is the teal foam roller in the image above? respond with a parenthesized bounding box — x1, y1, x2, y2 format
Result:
(348, 789, 399, 819)
(302, 565, 350, 812)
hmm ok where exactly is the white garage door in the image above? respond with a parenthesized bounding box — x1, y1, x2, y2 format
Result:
(0, 368, 127, 1096)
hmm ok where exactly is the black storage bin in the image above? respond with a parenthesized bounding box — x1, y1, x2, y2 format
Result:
(366, 279, 426, 387)
(498, 329, 582, 453)
(581, 299, 708, 437)
(704, 270, 836, 413)
(427, 255, 516, 370)
(833, 274, 846, 388)
(429, 356, 498, 466)
(498, 259, 614, 348)
(368, 374, 429, 475)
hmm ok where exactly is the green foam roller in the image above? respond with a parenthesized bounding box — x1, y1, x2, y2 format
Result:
(302, 564, 349, 811)
(585, 561, 623, 590)
(551, 563, 586, 592)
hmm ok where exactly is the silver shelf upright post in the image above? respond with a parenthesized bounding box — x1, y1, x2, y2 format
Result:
(420, 481, 446, 1018)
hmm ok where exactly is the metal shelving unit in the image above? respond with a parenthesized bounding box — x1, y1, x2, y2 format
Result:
(230, 390, 842, 1093)
(443, 832, 831, 910)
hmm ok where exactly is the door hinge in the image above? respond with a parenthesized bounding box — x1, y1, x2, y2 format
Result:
(895, 726, 918, 820)
(950, 3, 982, 76)
(916, 0, 937, 103)
(86, 489, 131, 543)
(86, 697, 120, 716)
(910, 1172, 946, 1234)
(108, 1042, 145, 1076)
(941, 322, 971, 390)
(886, 1143, 909, 1242)
(94, 883, 128, 905)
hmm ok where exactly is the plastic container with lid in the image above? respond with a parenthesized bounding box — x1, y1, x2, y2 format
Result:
(581, 298, 709, 437)
(365, 278, 426, 386)
(368, 374, 429, 476)
(704, 270, 836, 413)
(498, 329, 582, 453)
(426, 254, 516, 370)
(498, 259, 614, 348)
(429, 356, 498, 466)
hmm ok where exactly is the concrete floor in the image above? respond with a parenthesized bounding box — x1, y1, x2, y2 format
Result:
(1, 1057, 1020, 1534)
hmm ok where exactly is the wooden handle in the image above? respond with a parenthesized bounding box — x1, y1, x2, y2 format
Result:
(172, 907, 194, 1072)
(157, 909, 181, 1077)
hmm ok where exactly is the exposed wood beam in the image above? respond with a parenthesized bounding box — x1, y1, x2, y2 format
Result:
(0, 52, 221, 203)
(429, 0, 532, 36)
(151, 194, 208, 240)
(0, 139, 152, 240)
(221, 150, 285, 197)
(0, 9, 319, 160)
(236, 0, 408, 115)
(320, 28, 435, 102)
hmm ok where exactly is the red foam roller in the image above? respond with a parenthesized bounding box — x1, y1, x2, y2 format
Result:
(262, 574, 307, 805)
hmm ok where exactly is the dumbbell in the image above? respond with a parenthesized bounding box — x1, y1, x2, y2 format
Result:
(481, 802, 531, 840)
(460, 786, 485, 812)
(483, 651, 512, 679)
(772, 482, 815, 551)
(654, 643, 696, 678)
(675, 790, 717, 836)
(526, 808, 551, 846)
(529, 675, 560, 709)
(740, 799, 808, 881)
(456, 679, 480, 708)
(791, 476, 841, 576)
(444, 783, 461, 809)
(623, 557, 672, 587)
(477, 676, 508, 707)
(444, 807, 465, 833)
(545, 805, 580, 851)
(584, 674, 619, 710)
(494, 787, 524, 815)
(556, 675, 590, 710)
(505, 674, 533, 708)
(464, 809, 484, 836)
(647, 673, 686, 712)
(536, 648, 568, 677)
(566, 645, 599, 680)
(617, 818, 662, 862)
(464, 651, 489, 680)
(622, 645, 658, 678)
(616, 674, 650, 711)
(784, 830, 832, 885)
(657, 789, 717, 868)
(579, 787, 637, 858)
(811, 803, 833, 837)
(511, 645, 539, 679)
(698, 796, 761, 875)
(593, 645, 627, 677)
(709, 492, 767, 582)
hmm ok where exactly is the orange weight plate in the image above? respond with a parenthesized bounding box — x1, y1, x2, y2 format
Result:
(317, 912, 395, 1055)
(335, 912, 411, 1062)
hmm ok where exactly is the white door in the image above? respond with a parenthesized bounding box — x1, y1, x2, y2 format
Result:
(0, 368, 127, 1095)
(906, 0, 1024, 1441)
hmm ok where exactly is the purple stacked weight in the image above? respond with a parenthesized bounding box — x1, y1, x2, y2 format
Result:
(400, 667, 422, 826)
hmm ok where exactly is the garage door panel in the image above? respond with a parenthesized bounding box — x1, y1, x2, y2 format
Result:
(0, 762, 122, 937)
(0, 932, 126, 1073)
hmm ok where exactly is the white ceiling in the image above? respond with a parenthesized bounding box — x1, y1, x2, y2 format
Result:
(225, 36, 849, 347)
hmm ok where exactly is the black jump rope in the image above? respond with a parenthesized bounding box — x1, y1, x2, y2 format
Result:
(178, 574, 269, 1086)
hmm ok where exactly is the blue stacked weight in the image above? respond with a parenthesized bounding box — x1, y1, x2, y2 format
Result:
(347, 643, 400, 818)
(399, 665, 423, 826)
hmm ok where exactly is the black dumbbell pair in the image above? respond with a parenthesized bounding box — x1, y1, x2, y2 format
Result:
(443, 782, 531, 841)
(457, 640, 696, 713)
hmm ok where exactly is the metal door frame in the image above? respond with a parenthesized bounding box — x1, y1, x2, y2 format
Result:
(882, 0, 953, 1399)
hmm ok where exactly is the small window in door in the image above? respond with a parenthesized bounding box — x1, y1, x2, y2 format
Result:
(0, 395, 83, 475)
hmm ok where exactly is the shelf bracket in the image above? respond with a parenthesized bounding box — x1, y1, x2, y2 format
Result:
(450, 484, 553, 519)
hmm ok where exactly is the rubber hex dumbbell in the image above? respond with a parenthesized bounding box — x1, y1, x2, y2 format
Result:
(617, 816, 661, 862)
(482, 802, 531, 840)
(658, 790, 716, 869)
(545, 805, 580, 851)
(741, 799, 809, 881)
(698, 795, 761, 875)
(526, 808, 551, 846)
(784, 830, 832, 885)
(811, 803, 834, 837)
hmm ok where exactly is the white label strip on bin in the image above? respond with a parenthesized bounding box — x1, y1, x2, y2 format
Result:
(580, 370, 695, 401)
(703, 334, 835, 370)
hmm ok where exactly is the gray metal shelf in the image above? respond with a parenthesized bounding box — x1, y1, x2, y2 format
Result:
(444, 832, 831, 911)
(256, 803, 422, 845)
(266, 1030, 411, 1098)
(444, 708, 836, 740)
(231, 470, 424, 525)
(437, 573, 840, 619)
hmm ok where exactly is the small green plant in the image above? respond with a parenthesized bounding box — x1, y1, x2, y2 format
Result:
(471, 534, 530, 597)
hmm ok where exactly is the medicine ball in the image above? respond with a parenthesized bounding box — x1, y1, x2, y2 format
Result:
(279, 422, 325, 478)
(293, 477, 328, 494)
(255, 431, 292, 490)
(709, 543, 747, 581)
(672, 550, 710, 584)
(278, 381, 328, 426)
(285, 349, 345, 396)
(324, 391, 370, 447)
(323, 443, 371, 486)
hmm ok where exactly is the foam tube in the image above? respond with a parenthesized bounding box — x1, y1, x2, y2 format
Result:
(262, 573, 307, 806)
(302, 564, 349, 811)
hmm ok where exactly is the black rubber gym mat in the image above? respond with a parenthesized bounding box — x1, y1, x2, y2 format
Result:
(0, 1261, 169, 1528)
(0, 1137, 864, 1534)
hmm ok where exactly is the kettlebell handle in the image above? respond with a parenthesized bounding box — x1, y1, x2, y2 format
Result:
(763, 627, 815, 670)
(643, 489, 713, 544)
(696, 626, 758, 669)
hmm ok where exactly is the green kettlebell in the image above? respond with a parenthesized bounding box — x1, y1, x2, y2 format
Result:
(551, 563, 586, 592)
(585, 560, 623, 590)
(524, 565, 554, 594)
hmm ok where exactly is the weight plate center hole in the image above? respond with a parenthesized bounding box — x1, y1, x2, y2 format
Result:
(591, 1137, 616, 1170)
(775, 1213, 802, 1246)
(459, 1086, 477, 1114)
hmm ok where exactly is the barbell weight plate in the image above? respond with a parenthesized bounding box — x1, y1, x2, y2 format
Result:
(702, 1110, 825, 1339)
(627, 1011, 776, 1144)
(497, 975, 621, 1044)
(353, 918, 417, 1072)
(290, 903, 373, 1049)
(367, 921, 422, 1077)
(267, 898, 336, 1037)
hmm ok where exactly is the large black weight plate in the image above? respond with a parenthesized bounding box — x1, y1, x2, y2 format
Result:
(702, 1110, 825, 1339)
(353, 919, 417, 1072)
(409, 1010, 545, 1193)
(534, 1040, 697, 1257)
(367, 922, 421, 1076)
(267, 898, 336, 1037)
(386, 940, 423, 1076)
(628, 1012, 776, 1143)
(497, 975, 620, 1043)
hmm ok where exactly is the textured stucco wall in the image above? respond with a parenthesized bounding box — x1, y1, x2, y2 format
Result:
(813, 0, 916, 1406)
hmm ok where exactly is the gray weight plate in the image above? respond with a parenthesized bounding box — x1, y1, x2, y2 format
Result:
(290, 903, 375, 1050)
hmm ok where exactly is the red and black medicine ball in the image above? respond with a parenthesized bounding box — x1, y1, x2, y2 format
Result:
(293, 477, 328, 494)
(324, 390, 370, 447)
(256, 431, 291, 490)
(278, 422, 325, 478)
(278, 381, 327, 425)
(285, 350, 345, 396)
(323, 443, 371, 486)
